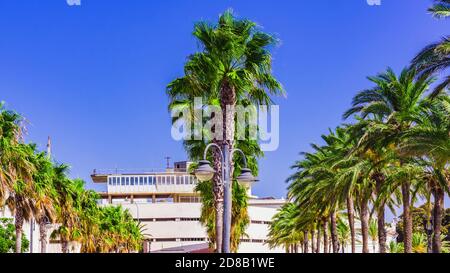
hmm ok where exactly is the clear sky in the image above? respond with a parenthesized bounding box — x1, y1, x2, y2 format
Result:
(0, 1, 448, 200)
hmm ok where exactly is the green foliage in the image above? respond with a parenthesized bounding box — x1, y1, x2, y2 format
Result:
(195, 180, 249, 252)
(0, 218, 29, 253)
(428, 0, 450, 18)
(337, 217, 350, 251)
(389, 241, 404, 253)
(267, 203, 303, 250)
(396, 205, 450, 243)
(1, 103, 144, 253)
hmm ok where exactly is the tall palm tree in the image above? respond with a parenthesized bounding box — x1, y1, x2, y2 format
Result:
(29, 148, 56, 254)
(0, 104, 26, 204)
(51, 166, 79, 253)
(344, 67, 435, 253)
(398, 95, 450, 252)
(167, 9, 284, 251)
(5, 144, 38, 253)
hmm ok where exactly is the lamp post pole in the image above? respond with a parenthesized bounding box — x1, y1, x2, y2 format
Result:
(196, 143, 256, 254)
(222, 143, 231, 253)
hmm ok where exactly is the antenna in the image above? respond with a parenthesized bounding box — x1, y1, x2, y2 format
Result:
(46, 136, 52, 159)
(165, 156, 171, 169)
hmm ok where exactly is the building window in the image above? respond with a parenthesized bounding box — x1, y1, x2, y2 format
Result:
(126, 177, 130, 186)
(121, 177, 125, 185)
(139, 177, 144, 185)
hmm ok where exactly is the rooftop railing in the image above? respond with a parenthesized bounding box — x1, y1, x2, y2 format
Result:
(92, 168, 189, 175)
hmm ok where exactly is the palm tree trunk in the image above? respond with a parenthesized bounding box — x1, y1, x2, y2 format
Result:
(219, 79, 236, 253)
(323, 219, 329, 254)
(39, 216, 48, 253)
(303, 230, 309, 253)
(432, 186, 444, 253)
(401, 181, 413, 253)
(360, 198, 370, 253)
(15, 207, 24, 253)
(346, 196, 356, 253)
(374, 174, 387, 253)
(212, 149, 224, 253)
(310, 229, 316, 253)
(316, 224, 321, 253)
(330, 211, 338, 253)
(61, 239, 69, 253)
(425, 195, 433, 253)
(376, 208, 386, 253)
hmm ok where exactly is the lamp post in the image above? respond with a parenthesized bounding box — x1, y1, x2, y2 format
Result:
(194, 143, 257, 253)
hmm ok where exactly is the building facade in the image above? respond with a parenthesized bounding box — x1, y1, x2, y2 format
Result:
(92, 161, 286, 253)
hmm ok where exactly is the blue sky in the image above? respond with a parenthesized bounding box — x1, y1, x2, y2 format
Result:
(0, 1, 448, 200)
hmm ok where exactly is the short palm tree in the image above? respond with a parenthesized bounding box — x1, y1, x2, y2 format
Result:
(369, 218, 378, 253)
(336, 217, 350, 253)
(267, 203, 303, 252)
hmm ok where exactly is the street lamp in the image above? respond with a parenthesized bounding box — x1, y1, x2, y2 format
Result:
(194, 143, 257, 253)
(194, 160, 215, 182)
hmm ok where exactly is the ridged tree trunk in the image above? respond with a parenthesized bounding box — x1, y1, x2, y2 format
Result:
(360, 198, 370, 253)
(316, 223, 321, 253)
(39, 216, 48, 253)
(374, 173, 387, 253)
(401, 182, 413, 253)
(310, 229, 316, 253)
(432, 186, 444, 253)
(212, 148, 224, 253)
(346, 196, 356, 253)
(303, 230, 309, 253)
(330, 211, 338, 253)
(15, 206, 24, 253)
(219, 79, 236, 252)
(323, 219, 328, 254)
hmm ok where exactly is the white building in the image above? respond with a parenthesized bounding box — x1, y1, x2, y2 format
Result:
(92, 161, 286, 253)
